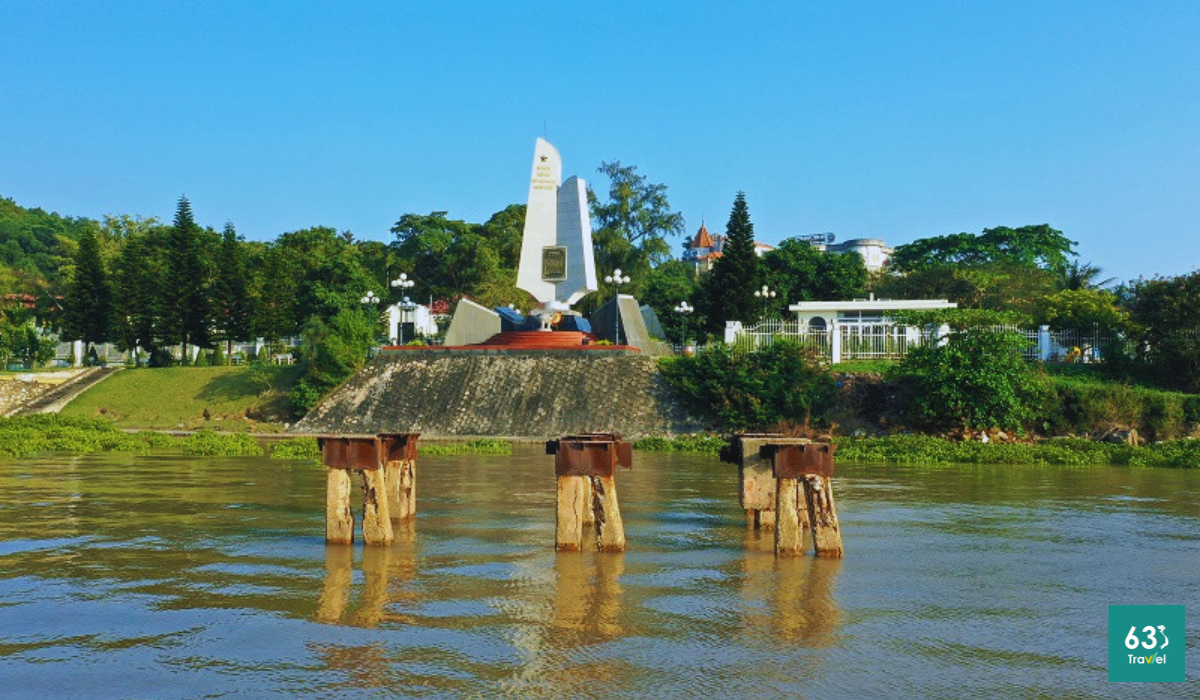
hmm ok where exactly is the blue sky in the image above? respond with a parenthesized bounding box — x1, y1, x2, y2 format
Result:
(2, 1, 1197, 283)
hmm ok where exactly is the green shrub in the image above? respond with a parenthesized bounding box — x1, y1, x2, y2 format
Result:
(659, 340, 836, 431)
(891, 327, 1049, 432)
(0, 415, 177, 457)
(180, 430, 264, 456)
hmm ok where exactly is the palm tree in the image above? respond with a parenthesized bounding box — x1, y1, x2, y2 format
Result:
(1060, 260, 1116, 291)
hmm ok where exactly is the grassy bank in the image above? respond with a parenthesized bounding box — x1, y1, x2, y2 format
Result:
(59, 365, 300, 432)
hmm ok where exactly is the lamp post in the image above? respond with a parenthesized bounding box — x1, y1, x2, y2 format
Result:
(389, 274, 417, 344)
(390, 273, 415, 297)
(604, 268, 631, 345)
(674, 300, 694, 355)
(754, 284, 777, 317)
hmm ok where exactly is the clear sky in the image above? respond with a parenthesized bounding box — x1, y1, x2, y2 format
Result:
(2, 1, 1197, 283)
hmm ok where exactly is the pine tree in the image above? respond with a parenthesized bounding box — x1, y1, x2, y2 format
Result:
(165, 196, 213, 364)
(696, 192, 760, 335)
(63, 227, 114, 356)
(213, 222, 251, 364)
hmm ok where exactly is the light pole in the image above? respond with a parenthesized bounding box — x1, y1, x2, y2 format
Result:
(673, 300, 694, 349)
(390, 273, 415, 297)
(389, 274, 417, 344)
(754, 284, 777, 317)
(604, 268, 631, 345)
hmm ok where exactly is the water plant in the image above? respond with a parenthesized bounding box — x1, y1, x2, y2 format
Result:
(180, 430, 264, 457)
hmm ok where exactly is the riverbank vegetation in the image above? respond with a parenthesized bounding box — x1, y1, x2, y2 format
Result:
(59, 365, 300, 431)
(0, 415, 171, 457)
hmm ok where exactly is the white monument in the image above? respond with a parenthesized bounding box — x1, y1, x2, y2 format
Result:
(515, 138, 597, 329)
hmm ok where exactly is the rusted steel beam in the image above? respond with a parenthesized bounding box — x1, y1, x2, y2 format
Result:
(378, 433, 419, 462)
(318, 435, 383, 471)
(547, 433, 633, 477)
(762, 442, 836, 479)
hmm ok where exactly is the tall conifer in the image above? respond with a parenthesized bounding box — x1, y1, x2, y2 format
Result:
(63, 227, 114, 356)
(213, 222, 251, 364)
(165, 196, 212, 363)
(696, 192, 760, 335)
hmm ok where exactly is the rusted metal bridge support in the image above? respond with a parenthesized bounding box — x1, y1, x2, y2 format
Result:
(720, 434, 783, 531)
(318, 433, 421, 545)
(547, 433, 633, 552)
(723, 435, 844, 558)
(379, 434, 420, 521)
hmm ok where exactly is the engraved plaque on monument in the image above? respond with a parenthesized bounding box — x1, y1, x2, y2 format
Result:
(542, 246, 567, 281)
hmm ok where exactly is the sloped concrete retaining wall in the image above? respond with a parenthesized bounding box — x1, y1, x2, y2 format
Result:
(291, 351, 700, 438)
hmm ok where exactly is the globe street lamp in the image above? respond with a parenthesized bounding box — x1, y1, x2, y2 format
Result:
(604, 268, 631, 345)
(397, 296, 418, 345)
(754, 284, 777, 316)
(360, 291, 380, 306)
(390, 273, 415, 297)
(673, 300, 694, 348)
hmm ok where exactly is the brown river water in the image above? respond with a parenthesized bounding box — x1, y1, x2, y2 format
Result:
(1, 446, 1198, 698)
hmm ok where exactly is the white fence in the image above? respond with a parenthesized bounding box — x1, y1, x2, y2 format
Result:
(730, 320, 1124, 364)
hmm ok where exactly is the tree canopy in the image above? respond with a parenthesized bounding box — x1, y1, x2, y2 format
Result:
(890, 225, 1077, 275)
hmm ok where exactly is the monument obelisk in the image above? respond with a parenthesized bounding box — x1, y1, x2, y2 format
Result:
(515, 138, 598, 329)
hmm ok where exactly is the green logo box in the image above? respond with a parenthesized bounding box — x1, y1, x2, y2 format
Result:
(1108, 605, 1185, 682)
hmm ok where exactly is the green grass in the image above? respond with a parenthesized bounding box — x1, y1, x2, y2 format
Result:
(59, 365, 301, 432)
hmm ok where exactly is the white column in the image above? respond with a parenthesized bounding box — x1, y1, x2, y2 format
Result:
(1039, 325, 1052, 362)
(830, 319, 842, 364)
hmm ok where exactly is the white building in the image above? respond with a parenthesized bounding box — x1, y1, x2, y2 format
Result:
(809, 237, 893, 273)
(385, 303, 438, 345)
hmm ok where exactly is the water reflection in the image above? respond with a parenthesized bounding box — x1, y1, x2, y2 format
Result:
(4, 449, 1200, 698)
(739, 528, 841, 647)
(550, 551, 625, 642)
(316, 520, 420, 628)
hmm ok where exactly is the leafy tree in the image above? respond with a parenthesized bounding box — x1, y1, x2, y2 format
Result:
(875, 261, 1059, 313)
(1033, 289, 1130, 333)
(212, 223, 252, 363)
(163, 197, 213, 362)
(641, 259, 700, 345)
(478, 204, 526, 270)
(290, 308, 375, 415)
(761, 239, 868, 309)
(694, 192, 760, 336)
(3, 322, 57, 368)
(389, 211, 521, 308)
(62, 227, 114, 353)
(891, 225, 1077, 275)
(588, 161, 685, 301)
(250, 244, 300, 342)
(891, 326, 1050, 432)
(1125, 271, 1200, 392)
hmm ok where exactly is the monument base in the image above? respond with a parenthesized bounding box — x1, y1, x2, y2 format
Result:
(381, 331, 639, 353)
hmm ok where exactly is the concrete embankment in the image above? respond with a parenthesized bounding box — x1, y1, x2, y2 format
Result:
(291, 351, 701, 438)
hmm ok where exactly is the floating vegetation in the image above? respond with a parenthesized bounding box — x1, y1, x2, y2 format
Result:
(180, 430, 264, 457)
(834, 435, 1200, 468)
(269, 437, 321, 461)
(0, 415, 173, 457)
(421, 439, 513, 456)
(633, 434, 726, 455)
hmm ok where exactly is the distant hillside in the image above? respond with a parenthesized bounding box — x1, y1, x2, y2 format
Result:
(0, 195, 96, 295)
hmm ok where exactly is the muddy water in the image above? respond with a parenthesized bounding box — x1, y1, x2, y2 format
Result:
(1, 448, 1197, 698)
